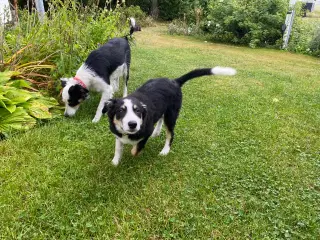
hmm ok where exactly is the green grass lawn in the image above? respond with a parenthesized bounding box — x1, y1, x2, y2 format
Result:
(1, 25, 319, 239)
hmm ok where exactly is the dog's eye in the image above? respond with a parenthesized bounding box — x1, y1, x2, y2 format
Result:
(134, 108, 140, 113)
(119, 106, 126, 112)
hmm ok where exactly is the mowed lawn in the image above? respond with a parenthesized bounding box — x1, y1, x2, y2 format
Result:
(0, 25, 319, 239)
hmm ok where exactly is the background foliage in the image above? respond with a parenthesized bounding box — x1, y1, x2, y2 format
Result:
(288, 3, 320, 57)
(127, 0, 320, 56)
(204, 0, 288, 47)
(3, 0, 125, 94)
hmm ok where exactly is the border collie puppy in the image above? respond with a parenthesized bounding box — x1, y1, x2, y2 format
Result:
(103, 67, 236, 166)
(61, 18, 141, 123)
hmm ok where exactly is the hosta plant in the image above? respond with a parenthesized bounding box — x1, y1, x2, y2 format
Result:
(0, 71, 60, 138)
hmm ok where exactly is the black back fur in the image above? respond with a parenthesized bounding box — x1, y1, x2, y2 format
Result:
(104, 68, 216, 144)
(85, 38, 131, 85)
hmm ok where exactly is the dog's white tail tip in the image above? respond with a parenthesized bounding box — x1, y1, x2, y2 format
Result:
(211, 67, 237, 76)
(129, 17, 136, 27)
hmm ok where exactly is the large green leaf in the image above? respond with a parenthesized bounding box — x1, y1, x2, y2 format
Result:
(0, 107, 36, 134)
(7, 80, 34, 90)
(0, 101, 16, 113)
(0, 97, 13, 105)
(0, 95, 15, 113)
(0, 71, 20, 84)
(34, 97, 59, 109)
(21, 100, 52, 119)
(29, 91, 43, 98)
(4, 89, 33, 104)
(0, 99, 6, 109)
(0, 85, 10, 95)
(49, 107, 64, 119)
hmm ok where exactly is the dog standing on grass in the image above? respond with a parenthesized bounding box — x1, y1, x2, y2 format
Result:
(60, 18, 141, 123)
(103, 67, 236, 166)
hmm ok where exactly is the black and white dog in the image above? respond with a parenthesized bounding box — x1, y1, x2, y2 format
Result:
(103, 67, 236, 166)
(61, 18, 141, 123)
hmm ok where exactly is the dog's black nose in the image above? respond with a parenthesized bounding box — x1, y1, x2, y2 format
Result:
(64, 112, 69, 117)
(128, 121, 137, 129)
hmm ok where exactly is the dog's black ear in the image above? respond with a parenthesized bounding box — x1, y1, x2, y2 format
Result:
(60, 78, 68, 88)
(102, 99, 116, 115)
(80, 87, 89, 99)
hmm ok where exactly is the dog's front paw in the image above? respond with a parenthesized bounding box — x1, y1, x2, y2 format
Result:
(159, 146, 170, 156)
(111, 157, 120, 166)
(92, 116, 101, 123)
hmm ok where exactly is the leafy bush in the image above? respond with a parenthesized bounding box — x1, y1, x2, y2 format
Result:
(125, 0, 207, 21)
(118, 5, 155, 27)
(0, 71, 60, 138)
(168, 19, 200, 36)
(3, 0, 125, 94)
(168, 19, 188, 35)
(204, 0, 288, 47)
(288, 3, 320, 57)
(1, 45, 56, 92)
(158, 0, 187, 21)
(159, 0, 209, 21)
(309, 26, 320, 56)
(125, 0, 152, 14)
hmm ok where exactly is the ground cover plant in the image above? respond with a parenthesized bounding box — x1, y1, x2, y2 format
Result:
(0, 25, 319, 239)
(0, 71, 59, 138)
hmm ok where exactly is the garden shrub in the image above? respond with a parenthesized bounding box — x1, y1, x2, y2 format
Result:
(309, 26, 320, 56)
(204, 0, 288, 47)
(168, 19, 188, 35)
(288, 3, 320, 57)
(125, 0, 207, 21)
(117, 5, 155, 27)
(0, 71, 60, 138)
(159, 0, 209, 22)
(125, 0, 152, 14)
(168, 19, 200, 36)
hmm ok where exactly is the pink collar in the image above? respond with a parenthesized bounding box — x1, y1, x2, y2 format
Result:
(73, 76, 87, 89)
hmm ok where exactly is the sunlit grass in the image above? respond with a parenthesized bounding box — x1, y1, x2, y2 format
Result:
(0, 25, 319, 239)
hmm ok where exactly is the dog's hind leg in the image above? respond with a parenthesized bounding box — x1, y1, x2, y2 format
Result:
(159, 110, 179, 155)
(123, 72, 128, 97)
(123, 51, 130, 97)
(111, 77, 119, 92)
(159, 127, 173, 156)
(123, 63, 129, 97)
(152, 116, 163, 138)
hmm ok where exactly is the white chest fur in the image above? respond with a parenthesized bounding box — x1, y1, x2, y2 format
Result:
(115, 134, 142, 145)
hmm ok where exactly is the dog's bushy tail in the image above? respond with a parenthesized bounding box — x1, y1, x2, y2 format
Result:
(129, 17, 141, 37)
(174, 67, 236, 87)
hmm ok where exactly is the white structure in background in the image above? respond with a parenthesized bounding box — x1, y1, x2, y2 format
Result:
(35, 0, 45, 23)
(282, 0, 318, 48)
(282, 0, 297, 49)
(0, 0, 12, 25)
